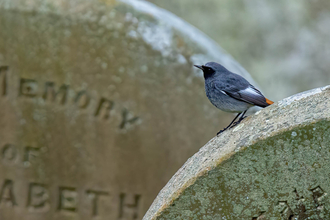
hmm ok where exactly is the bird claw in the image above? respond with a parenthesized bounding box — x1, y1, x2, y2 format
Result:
(217, 128, 227, 135)
(217, 116, 248, 135)
(241, 116, 247, 121)
(230, 116, 247, 128)
(230, 121, 240, 128)
(230, 122, 239, 128)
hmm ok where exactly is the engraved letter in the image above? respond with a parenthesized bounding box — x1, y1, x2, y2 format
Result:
(120, 108, 140, 129)
(119, 193, 141, 219)
(58, 187, 77, 212)
(43, 82, 68, 105)
(2, 144, 18, 164)
(24, 146, 40, 167)
(0, 66, 8, 95)
(19, 78, 38, 97)
(94, 97, 114, 119)
(0, 179, 17, 206)
(86, 189, 109, 216)
(74, 90, 91, 109)
(27, 183, 49, 212)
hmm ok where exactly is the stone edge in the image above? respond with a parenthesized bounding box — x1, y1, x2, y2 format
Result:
(143, 85, 330, 220)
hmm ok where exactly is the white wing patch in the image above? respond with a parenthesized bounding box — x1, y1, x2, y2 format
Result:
(237, 86, 268, 107)
(243, 87, 262, 97)
(220, 90, 228, 95)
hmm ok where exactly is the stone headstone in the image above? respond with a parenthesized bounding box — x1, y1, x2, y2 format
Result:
(144, 85, 330, 220)
(0, 0, 255, 219)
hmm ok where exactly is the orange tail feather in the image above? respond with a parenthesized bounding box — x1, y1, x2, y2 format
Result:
(265, 98, 274, 105)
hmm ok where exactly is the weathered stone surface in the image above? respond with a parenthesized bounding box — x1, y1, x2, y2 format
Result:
(0, 0, 255, 219)
(144, 85, 330, 220)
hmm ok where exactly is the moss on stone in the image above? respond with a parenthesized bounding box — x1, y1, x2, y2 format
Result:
(157, 120, 330, 219)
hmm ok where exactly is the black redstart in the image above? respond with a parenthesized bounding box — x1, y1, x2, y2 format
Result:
(194, 62, 273, 135)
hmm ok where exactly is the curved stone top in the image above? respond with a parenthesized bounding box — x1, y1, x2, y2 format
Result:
(143, 85, 330, 220)
(117, 0, 253, 81)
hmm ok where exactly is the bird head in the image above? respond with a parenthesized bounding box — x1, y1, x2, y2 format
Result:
(194, 62, 228, 79)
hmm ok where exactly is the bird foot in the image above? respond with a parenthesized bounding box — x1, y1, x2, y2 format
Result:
(217, 128, 227, 135)
(230, 116, 247, 128)
(217, 124, 232, 135)
(217, 116, 248, 135)
(241, 116, 247, 121)
(231, 122, 239, 128)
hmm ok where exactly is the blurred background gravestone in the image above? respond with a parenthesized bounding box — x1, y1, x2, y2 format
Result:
(144, 86, 330, 220)
(147, 0, 330, 101)
(0, 0, 256, 219)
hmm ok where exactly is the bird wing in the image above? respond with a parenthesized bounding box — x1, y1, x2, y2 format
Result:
(216, 83, 271, 107)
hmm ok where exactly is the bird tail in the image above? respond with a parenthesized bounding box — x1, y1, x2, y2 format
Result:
(265, 98, 274, 105)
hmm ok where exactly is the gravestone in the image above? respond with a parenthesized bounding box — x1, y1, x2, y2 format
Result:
(0, 0, 256, 219)
(144, 85, 330, 220)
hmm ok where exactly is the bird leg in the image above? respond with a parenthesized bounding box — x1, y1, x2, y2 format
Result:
(217, 110, 249, 135)
(217, 112, 241, 135)
(230, 110, 247, 128)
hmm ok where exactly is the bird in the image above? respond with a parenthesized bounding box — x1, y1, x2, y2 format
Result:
(194, 62, 274, 135)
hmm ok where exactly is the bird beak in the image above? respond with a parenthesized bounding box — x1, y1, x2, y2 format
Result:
(194, 65, 203, 70)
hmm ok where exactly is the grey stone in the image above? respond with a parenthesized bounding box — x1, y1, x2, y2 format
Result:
(143, 85, 330, 220)
(0, 0, 255, 219)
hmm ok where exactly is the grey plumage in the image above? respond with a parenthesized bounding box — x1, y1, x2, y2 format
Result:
(194, 62, 273, 134)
